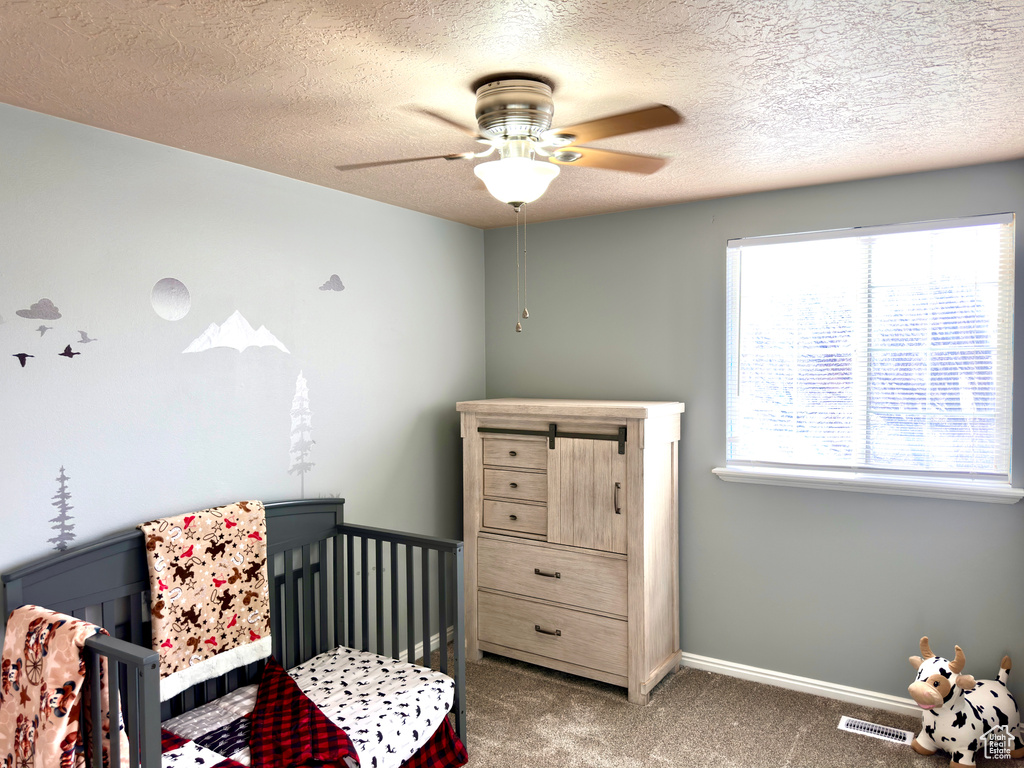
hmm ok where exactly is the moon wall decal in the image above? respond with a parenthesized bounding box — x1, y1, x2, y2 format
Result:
(151, 278, 191, 321)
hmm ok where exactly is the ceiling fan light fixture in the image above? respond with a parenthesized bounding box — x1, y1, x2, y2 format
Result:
(474, 157, 560, 205)
(545, 133, 577, 147)
(552, 150, 583, 163)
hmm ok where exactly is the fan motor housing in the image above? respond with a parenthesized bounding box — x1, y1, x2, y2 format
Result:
(475, 78, 554, 140)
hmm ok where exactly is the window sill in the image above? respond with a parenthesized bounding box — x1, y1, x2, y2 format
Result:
(711, 466, 1024, 504)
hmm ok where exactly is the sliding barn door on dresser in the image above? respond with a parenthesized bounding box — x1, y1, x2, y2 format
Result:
(457, 398, 684, 704)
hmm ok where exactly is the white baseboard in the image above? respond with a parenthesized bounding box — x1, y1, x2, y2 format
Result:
(408, 625, 455, 664)
(680, 652, 922, 718)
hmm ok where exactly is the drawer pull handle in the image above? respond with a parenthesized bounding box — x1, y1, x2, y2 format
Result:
(509, 450, 517, 457)
(509, 514, 518, 521)
(614, 481, 622, 514)
(534, 568, 561, 579)
(509, 482, 518, 488)
(534, 625, 562, 637)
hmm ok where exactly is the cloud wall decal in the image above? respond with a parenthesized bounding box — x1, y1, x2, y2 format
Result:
(319, 275, 345, 291)
(17, 298, 62, 319)
(182, 310, 290, 354)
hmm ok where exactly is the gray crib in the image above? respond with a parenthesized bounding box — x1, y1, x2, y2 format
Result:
(0, 498, 466, 767)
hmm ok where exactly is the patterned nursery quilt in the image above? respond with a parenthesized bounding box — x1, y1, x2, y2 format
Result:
(160, 646, 465, 768)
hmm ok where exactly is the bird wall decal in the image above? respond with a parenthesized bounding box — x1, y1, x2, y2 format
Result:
(58, 345, 80, 358)
(12, 353, 33, 367)
(36, 325, 52, 336)
(77, 331, 97, 343)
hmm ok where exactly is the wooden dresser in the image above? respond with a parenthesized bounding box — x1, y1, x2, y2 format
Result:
(457, 398, 684, 704)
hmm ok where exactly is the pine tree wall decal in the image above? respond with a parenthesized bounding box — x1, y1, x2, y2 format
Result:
(48, 465, 76, 551)
(288, 371, 315, 499)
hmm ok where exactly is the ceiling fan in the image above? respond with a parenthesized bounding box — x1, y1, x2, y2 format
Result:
(336, 75, 681, 206)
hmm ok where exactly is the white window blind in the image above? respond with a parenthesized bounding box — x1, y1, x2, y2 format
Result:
(725, 213, 1015, 482)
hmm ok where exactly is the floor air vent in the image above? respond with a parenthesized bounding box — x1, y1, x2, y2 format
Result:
(837, 716, 915, 745)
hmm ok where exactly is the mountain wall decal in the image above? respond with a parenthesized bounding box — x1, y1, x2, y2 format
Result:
(182, 310, 290, 354)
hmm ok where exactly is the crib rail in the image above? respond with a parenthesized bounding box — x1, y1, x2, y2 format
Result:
(338, 523, 466, 739)
(266, 522, 465, 740)
(83, 634, 161, 768)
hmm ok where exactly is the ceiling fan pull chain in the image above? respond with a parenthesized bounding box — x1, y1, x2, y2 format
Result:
(522, 204, 530, 320)
(515, 204, 522, 332)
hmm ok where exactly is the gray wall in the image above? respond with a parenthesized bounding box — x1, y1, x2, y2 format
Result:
(0, 103, 485, 573)
(483, 160, 1024, 701)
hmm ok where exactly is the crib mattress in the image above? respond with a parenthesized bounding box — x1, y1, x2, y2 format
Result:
(161, 645, 456, 768)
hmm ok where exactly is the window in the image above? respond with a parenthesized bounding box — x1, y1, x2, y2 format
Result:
(715, 213, 1020, 502)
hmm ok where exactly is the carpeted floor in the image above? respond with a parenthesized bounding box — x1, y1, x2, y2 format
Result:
(457, 652, 943, 768)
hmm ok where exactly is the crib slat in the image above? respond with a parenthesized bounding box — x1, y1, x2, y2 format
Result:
(421, 548, 430, 666)
(140, 656, 162, 768)
(406, 544, 415, 664)
(346, 533, 355, 648)
(127, 666, 140, 768)
(390, 541, 399, 660)
(360, 536, 369, 652)
(108, 660, 121, 767)
(334, 535, 344, 650)
(302, 544, 313, 663)
(438, 552, 448, 675)
(375, 538, 384, 656)
(318, 539, 329, 654)
(268, 552, 279, 660)
(130, 591, 144, 645)
(101, 599, 115, 634)
(284, 550, 298, 668)
(452, 545, 466, 741)
(90, 650, 102, 768)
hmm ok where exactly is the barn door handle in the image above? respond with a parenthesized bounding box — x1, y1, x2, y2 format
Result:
(534, 568, 561, 579)
(614, 481, 622, 514)
(535, 625, 562, 637)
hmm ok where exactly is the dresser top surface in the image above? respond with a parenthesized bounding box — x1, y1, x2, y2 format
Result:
(456, 398, 685, 418)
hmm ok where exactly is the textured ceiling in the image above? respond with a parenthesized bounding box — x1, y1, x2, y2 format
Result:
(1, 0, 1022, 229)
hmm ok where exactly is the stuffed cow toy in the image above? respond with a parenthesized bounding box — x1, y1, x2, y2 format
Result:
(908, 636, 1024, 766)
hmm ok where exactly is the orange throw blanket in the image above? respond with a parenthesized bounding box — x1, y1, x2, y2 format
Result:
(139, 500, 271, 700)
(0, 605, 127, 768)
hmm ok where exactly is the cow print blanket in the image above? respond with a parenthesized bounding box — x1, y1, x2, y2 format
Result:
(161, 646, 464, 768)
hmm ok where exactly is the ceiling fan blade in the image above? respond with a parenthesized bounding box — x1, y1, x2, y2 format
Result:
(548, 146, 667, 174)
(545, 105, 680, 146)
(410, 108, 483, 139)
(335, 153, 473, 172)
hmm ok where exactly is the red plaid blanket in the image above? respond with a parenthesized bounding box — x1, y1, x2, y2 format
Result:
(401, 718, 467, 768)
(250, 656, 359, 767)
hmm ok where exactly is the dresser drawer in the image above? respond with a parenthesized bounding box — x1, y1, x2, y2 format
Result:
(483, 438, 548, 470)
(483, 468, 547, 503)
(478, 591, 627, 677)
(477, 537, 626, 616)
(482, 500, 547, 536)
